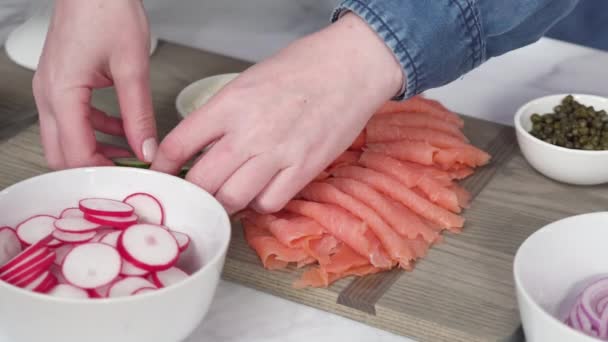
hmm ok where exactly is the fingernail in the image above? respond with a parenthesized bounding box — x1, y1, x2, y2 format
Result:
(142, 137, 158, 163)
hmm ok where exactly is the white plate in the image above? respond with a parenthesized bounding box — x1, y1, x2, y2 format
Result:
(175, 73, 240, 119)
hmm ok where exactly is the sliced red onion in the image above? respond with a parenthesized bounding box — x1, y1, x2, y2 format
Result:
(566, 277, 608, 340)
(581, 278, 608, 324)
(598, 296, 608, 316)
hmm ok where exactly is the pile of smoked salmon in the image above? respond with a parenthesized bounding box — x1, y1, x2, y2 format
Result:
(240, 96, 491, 288)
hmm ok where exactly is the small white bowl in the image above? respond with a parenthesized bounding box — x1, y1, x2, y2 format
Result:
(514, 212, 608, 342)
(176, 73, 240, 119)
(0, 167, 231, 342)
(514, 94, 608, 185)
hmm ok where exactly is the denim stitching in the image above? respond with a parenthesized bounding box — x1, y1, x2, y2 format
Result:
(449, 0, 482, 70)
(467, 0, 486, 63)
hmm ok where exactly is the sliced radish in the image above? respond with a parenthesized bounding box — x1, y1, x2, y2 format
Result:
(0, 235, 52, 273)
(16, 215, 56, 246)
(91, 228, 117, 243)
(170, 231, 191, 253)
(49, 264, 67, 284)
(23, 271, 50, 290)
(48, 284, 90, 299)
(0, 247, 50, 279)
(53, 244, 73, 266)
(132, 287, 157, 296)
(79, 198, 134, 218)
(151, 267, 188, 288)
(0, 227, 21, 266)
(52, 229, 96, 243)
(54, 217, 100, 233)
(34, 273, 57, 293)
(62, 243, 122, 289)
(117, 224, 179, 271)
(107, 276, 156, 298)
(100, 231, 121, 247)
(89, 276, 123, 298)
(60, 208, 84, 218)
(45, 239, 64, 248)
(84, 213, 138, 230)
(123, 193, 164, 225)
(4, 251, 56, 285)
(120, 259, 149, 277)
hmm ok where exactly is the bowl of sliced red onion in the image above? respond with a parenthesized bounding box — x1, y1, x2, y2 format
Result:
(0, 167, 231, 342)
(514, 212, 608, 341)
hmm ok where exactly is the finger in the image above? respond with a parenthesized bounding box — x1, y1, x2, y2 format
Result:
(97, 143, 132, 158)
(90, 108, 125, 136)
(185, 136, 251, 195)
(152, 109, 225, 174)
(36, 103, 66, 170)
(215, 153, 282, 214)
(53, 88, 113, 167)
(113, 66, 158, 163)
(251, 165, 313, 214)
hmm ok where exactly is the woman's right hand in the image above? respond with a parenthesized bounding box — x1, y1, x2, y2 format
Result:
(33, 0, 158, 169)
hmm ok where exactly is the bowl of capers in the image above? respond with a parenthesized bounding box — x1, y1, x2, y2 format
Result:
(514, 94, 608, 185)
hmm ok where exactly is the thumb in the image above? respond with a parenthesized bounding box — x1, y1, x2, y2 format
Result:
(113, 68, 158, 163)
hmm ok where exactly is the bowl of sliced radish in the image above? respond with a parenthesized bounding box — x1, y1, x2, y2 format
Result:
(0, 167, 231, 342)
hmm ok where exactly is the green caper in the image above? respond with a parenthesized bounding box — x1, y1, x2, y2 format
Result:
(531, 113, 542, 123)
(580, 127, 590, 135)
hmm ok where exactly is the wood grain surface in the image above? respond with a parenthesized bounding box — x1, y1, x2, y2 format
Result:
(1, 41, 602, 341)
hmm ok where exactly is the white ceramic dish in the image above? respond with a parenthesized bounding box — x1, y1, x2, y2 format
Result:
(514, 94, 608, 185)
(514, 212, 608, 342)
(176, 73, 240, 119)
(0, 167, 231, 342)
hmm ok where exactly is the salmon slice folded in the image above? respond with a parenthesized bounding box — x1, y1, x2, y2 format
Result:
(366, 141, 439, 166)
(284, 200, 393, 269)
(375, 96, 464, 128)
(300, 182, 416, 269)
(327, 150, 361, 173)
(330, 166, 464, 230)
(242, 219, 311, 270)
(370, 112, 468, 142)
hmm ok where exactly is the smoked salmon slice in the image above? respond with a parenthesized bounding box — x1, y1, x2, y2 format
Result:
(370, 112, 468, 142)
(327, 150, 361, 172)
(245, 212, 325, 248)
(284, 200, 393, 269)
(375, 96, 464, 128)
(300, 182, 416, 269)
(359, 151, 462, 213)
(350, 131, 366, 150)
(242, 219, 311, 270)
(366, 141, 439, 166)
(330, 166, 465, 230)
(326, 177, 440, 243)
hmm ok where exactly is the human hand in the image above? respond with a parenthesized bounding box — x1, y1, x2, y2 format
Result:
(152, 13, 403, 214)
(33, 0, 157, 169)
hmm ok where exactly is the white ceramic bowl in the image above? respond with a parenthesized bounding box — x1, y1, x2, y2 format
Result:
(514, 94, 608, 185)
(0, 167, 231, 342)
(514, 212, 608, 342)
(176, 73, 240, 119)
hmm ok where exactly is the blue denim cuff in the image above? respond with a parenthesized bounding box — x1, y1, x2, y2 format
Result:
(331, 0, 485, 100)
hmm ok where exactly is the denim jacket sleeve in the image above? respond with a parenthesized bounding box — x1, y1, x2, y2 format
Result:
(331, 0, 579, 100)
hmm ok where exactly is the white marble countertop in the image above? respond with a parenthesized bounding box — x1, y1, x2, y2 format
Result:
(1, 2, 608, 341)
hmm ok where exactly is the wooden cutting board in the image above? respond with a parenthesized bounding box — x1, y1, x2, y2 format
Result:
(2, 41, 607, 342)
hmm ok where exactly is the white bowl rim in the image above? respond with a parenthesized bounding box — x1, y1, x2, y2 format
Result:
(513, 211, 608, 341)
(175, 72, 241, 119)
(0, 166, 232, 305)
(514, 93, 608, 155)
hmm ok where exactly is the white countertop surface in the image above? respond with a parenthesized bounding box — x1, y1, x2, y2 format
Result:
(1, 1, 608, 341)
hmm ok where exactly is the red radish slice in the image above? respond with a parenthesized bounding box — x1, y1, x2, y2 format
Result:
(0, 235, 52, 273)
(60, 208, 84, 218)
(35, 273, 58, 293)
(89, 276, 124, 298)
(123, 193, 164, 225)
(49, 264, 67, 284)
(23, 271, 50, 290)
(120, 259, 149, 277)
(79, 198, 134, 218)
(108, 276, 156, 298)
(0, 227, 21, 266)
(0, 247, 50, 279)
(52, 230, 96, 243)
(91, 228, 117, 243)
(151, 267, 188, 288)
(55, 217, 100, 233)
(45, 239, 63, 248)
(100, 231, 121, 247)
(49, 284, 90, 299)
(117, 224, 179, 271)
(132, 287, 157, 295)
(84, 213, 138, 230)
(53, 245, 73, 266)
(62, 243, 122, 289)
(4, 251, 55, 285)
(170, 231, 191, 252)
(16, 215, 56, 246)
